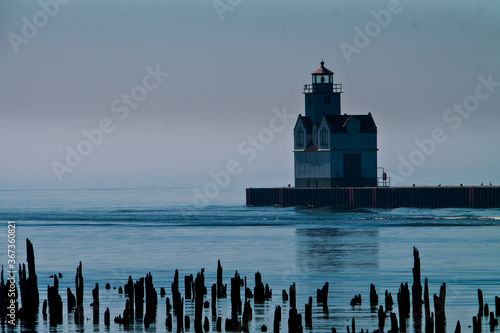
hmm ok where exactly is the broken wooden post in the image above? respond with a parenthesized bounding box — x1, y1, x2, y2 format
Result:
(230, 270, 242, 329)
(350, 294, 362, 306)
(75, 261, 84, 325)
(67, 287, 76, 312)
(242, 299, 253, 331)
(412, 247, 423, 318)
(176, 297, 184, 332)
(378, 305, 386, 330)
(47, 276, 63, 326)
(185, 274, 194, 300)
(305, 296, 312, 329)
(472, 316, 480, 333)
(282, 289, 288, 302)
(274, 305, 281, 333)
(385, 290, 394, 311)
(288, 307, 302, 333)
(454, 320, 461, 333)
(370, 284, 378, 307)
(489, 312, 498, 330)
(195, 270, 205, 332)
(204, 316, 210, 331)
(144, 272, 157, 326)
(135, 277, 144, 319)
(434, 283, 446, 333)
(290, 283, 296, 309)
(18, 239, 39, 323)
(212, 283, 217, 317)
(496, 296, 500, 316)
(390, 312, 399, 333)
(104, 307, 110, 326)
(125, 276, 134, 320)
(172, 269, 182, 314)
(478, 289, 484, 317)
(92, 283, 99, 325)
(217, 260, 227, 298)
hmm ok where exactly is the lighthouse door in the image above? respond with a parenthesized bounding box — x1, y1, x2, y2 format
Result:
(343, 153, 361, 179)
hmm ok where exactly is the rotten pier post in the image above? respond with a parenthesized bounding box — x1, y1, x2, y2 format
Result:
(217, 260, 227, 298)
(412, 247, 423, 318)
(47, 276, 63, 326)
(434, 283, 446, 333)
(75, 261, 84, 325)
(135, 277, 144, 319)
(18, 239, 39, 323)
(92, 283, 99, 325)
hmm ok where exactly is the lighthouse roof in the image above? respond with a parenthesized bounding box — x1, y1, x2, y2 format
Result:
(323, 114, 377, 133)
(311, 61, 334, 75)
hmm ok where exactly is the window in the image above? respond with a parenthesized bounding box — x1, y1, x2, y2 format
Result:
(324, 96, 330, 104)
(320, 128, 328, 145)
(295, 129, 304, 146)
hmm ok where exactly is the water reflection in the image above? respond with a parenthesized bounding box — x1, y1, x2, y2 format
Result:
(295, 228, 380, 273)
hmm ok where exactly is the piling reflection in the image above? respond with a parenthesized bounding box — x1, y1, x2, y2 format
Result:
(295, 228, 379, 273)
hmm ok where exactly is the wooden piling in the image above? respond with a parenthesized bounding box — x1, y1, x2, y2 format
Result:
(496, 296, 500, 316)
(67, 287, 76, 311)
(75, 261, 84, 325)
(454, 320, 460, 333)
(92, 283, 99, 325)
(212, 283, 217, 317)
(433, 283, 446, 333)
(217, 260, 227, 298)
(177, 297, 184, 332)
(290, 283, 296, 309)
(412, 247, 423, 318)
(104, 307, 110, 326)
(231, 270, 242, 329)
(195, 270, 206, 332)
(274, 306, 281, 333)
(390, 312, 399, 333)
(305, 297, 312, 329)
(385, 290, 394, 311)
(255, 271, 265, 303)
(144, 273, 158, 325)
(18, 239, 39, 323)
(185, 274, 194, 300)
(135, 277, 144, 319)
(378, 305, 386, 330)
(47, 276, 63, 326)
(370, 284, 378, 307)
(478, 289, 484, 316)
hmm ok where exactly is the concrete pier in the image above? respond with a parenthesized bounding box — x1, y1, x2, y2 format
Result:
(246, 186, 500, 208)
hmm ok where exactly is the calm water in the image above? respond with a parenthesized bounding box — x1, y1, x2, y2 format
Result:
(1, 182, 499, 332)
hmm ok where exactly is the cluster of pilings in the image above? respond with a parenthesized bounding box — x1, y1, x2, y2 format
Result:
(2, 240, 500, 333)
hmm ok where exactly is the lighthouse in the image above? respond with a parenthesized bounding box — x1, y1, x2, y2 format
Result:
(293, 61, 378, 188)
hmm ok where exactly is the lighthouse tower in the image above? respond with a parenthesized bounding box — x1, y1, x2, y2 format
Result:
(294, 61, 378, 188)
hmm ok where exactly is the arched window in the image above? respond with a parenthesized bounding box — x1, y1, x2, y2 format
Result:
(295, 128, 304, 146)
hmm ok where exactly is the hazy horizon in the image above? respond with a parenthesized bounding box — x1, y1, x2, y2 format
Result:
(2, 0, 500, 191)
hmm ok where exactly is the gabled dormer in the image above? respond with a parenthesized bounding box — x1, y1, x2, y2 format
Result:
(294, 115, 313, 150)
(318, 116, 331, 150)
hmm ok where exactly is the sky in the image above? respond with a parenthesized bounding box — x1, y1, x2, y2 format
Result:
(1, 0, 500, 189)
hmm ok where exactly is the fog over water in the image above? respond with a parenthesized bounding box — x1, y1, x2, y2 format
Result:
(1, 1, 500, 190)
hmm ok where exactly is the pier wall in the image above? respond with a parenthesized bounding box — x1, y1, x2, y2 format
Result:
(246, 186, 500, 208)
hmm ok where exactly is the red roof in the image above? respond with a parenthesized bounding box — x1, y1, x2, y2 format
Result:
(311, 61, 333, 75)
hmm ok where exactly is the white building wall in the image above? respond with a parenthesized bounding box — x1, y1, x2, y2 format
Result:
(294, 151, 331, 179)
